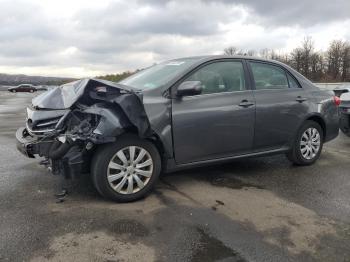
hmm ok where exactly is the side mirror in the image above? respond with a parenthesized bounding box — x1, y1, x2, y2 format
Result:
(176, 81, 202, 97)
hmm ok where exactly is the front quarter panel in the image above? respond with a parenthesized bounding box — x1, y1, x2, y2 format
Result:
(142, 95, 173, 158)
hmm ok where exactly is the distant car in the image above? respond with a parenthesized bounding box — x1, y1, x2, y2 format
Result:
(35, 85, 50, 91)
(334, 83, 350, 97)
(8, 84, 37, 93)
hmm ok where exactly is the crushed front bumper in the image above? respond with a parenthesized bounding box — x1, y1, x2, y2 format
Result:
(16, 127, 37, 158)
(16, 127, 89, 178)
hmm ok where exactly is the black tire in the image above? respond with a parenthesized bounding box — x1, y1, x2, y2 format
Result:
(287, 120, 324, 165)
(91, 134, 161, 202)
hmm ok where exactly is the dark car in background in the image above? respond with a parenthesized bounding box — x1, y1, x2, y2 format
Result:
(339, 92, 350, 136)
(16, 56, 340, 202)
(8, 84, 37, 93)
(333, 84, 350, 136)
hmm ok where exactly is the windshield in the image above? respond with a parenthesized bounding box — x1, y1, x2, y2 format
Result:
(119, 58, 201, 90)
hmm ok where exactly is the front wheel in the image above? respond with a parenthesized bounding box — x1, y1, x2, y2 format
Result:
(91, 134, 161, 202)
(287, 120, 323, 165)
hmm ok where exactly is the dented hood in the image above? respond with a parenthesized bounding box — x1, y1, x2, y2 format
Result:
(31, 78, 152, 137)
(32, 78, 137, 110)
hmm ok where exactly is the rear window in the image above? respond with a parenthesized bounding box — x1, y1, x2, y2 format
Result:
(250, 62, 289, 90)
(287, 74, 301, 88)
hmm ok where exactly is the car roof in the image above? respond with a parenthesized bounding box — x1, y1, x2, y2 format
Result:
(171, 54, 297, 72)
(174, 55, 278, 63)
(188, 55, 313, 85)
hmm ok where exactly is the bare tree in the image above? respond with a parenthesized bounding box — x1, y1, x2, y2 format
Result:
(259, 48, 271, 59)
(224, 46, 238, 56)
(222, 37, 350, 82)
(341, 42, 350, 81)
(310, 53, 324, 81)
(290, 47, 303, 72)
(247, 49, 256, 56)
(327, 40, 345, 80)
(300, 36, 314, 77)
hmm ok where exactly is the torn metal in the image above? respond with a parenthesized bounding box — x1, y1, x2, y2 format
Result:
(16, 78, 153, 178)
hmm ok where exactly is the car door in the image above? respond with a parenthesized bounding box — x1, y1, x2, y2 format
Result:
(247, 61, 310, 151)
(172, 60, 256, 164)
(21, 85, 28, 92)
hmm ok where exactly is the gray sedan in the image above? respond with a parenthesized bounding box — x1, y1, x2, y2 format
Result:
(16, 56, 339, 202)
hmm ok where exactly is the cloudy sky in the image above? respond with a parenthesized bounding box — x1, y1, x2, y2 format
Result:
(0, 0, 349, 77)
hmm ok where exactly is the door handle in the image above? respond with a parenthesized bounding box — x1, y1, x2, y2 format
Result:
(239, 100, 255, 108)
(296, 96, 307, 103)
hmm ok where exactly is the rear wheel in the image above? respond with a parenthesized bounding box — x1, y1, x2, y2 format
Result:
(91, 134, 161, 202)
(287, 120, 323, 165)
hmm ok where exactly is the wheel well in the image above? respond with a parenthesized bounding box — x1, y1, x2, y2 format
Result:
(306, 115, 326, 140)
(147, 134, 165, 156)
(119, 129, 166, 164)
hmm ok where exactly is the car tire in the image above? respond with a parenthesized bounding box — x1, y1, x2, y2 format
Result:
(287, 120, 324, 165)
(30, 89, 34, 93)
(12, 90, 16, 93)
(91, 134, 161, 202)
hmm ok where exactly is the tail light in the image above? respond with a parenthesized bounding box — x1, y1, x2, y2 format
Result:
(334, 96, 341, 106)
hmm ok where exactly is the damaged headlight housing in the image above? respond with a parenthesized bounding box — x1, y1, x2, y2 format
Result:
(65, 111, 100, 138)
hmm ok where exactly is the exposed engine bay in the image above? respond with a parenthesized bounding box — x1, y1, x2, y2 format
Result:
(16, 78, 152, 178)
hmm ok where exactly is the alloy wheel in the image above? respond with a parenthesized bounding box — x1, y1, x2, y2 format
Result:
(107, 146, 153, 194)
(300, 128, 321, 160)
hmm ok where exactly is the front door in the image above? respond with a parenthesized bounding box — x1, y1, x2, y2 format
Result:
(172, 60, 256, 164)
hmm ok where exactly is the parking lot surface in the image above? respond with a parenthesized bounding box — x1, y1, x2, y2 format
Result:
(0, 91, 350, 262)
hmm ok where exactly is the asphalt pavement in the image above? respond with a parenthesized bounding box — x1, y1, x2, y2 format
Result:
(0, 91, 349, 262)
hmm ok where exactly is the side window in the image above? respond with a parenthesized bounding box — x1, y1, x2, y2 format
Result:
(185, 61, 246, 95)
(250, 62, 289, 90)
(287, 73, 301, 88)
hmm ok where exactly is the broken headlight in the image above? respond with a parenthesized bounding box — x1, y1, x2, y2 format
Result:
(65, 111, 100, 138)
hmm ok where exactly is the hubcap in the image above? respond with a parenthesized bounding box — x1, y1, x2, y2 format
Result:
(300, 128, 321, 160)
(107, 146, 153, 194)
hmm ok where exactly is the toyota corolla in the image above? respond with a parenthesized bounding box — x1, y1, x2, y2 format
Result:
(16, 56, 340, 202)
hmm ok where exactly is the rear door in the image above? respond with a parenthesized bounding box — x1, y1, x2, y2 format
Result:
(247, 61, 310, 151)
(21, 85, 29, 92)
(172, 59, 256, 164)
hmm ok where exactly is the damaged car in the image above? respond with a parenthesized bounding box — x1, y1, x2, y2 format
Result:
(16, 56, 340, 202)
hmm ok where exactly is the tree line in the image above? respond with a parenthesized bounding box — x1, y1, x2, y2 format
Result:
(97, 71, 135, 82)
(98, 37, 350, 83)
(224, 37, 350, 82)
